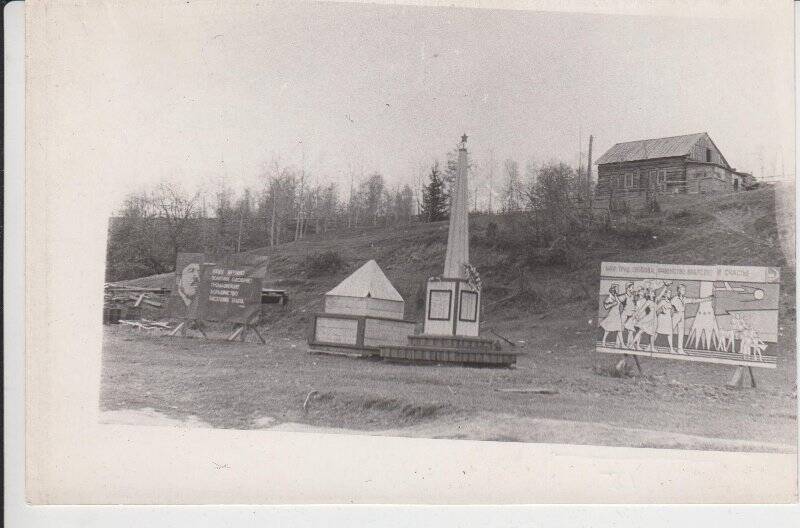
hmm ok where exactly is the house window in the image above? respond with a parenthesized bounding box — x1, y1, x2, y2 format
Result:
(624, 173, 633, 188)
(706, 148, 712, 162)
(658, 169, 667, 184)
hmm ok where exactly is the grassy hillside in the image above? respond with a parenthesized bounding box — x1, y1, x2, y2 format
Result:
(121, 186, 795, 336)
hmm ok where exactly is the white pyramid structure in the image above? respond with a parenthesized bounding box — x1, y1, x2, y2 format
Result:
(324, 260, 405, 319)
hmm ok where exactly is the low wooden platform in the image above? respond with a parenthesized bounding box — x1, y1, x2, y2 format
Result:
(308, 342, 379, 358)
(379, 344, 517, 367)
(407, 334, 498, 352)
(596, 344, 777, 369)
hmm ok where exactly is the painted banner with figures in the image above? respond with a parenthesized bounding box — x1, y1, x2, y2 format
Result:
(596, 262, 780, 365)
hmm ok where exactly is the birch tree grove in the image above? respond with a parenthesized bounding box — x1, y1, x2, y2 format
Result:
(106, 147, 592, 282)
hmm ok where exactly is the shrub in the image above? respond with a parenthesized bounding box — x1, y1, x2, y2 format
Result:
(304, 250, 344, 277)
(486, 221, 498, 242)
(608, 222, 660, 249)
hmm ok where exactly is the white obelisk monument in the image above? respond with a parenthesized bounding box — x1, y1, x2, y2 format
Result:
(423, 134, 481, 337)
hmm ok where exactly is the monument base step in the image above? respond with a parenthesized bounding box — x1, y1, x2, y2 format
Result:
(407, 334, 499, 352)
(379, 344, 516, 368)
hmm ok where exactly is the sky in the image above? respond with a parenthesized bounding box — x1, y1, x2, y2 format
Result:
(76, 1, 794, 207)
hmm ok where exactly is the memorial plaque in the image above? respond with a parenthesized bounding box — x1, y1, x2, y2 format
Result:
(427, 289, 452, 321)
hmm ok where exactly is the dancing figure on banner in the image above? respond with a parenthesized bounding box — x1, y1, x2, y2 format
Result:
(626, 288, 645, 349)
(633, 289, 658, 351)
(599, 284, 624, 347)
(619, 283, 637, 348)
(655, 288, 676, 353)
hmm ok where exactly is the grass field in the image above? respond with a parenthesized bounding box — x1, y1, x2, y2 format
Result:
(103, 185, 797, 451)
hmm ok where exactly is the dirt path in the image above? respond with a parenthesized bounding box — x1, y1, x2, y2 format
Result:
(100, 323, 797, 452)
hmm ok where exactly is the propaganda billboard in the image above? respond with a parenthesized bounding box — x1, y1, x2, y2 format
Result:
(196, 254, 268, 324)
(596, 262, 780, 366)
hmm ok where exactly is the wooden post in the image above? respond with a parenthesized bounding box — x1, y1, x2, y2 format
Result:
(748, 366, 757, 388)
(169, 319, 207, 339)
(631, 354, 643, 374)
(250, 324, 266, 344)
(227, 325, 244, 341)
(586, 134, 593, 189)
(726, 366, 745, 388)
(168, 321, 186, 337)
(614, 356, 628, 376)
(237, 209, 244, 252)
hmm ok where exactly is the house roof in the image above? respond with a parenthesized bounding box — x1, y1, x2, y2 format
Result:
(596, 132, 712, 165)
(326, 259, 404, 302)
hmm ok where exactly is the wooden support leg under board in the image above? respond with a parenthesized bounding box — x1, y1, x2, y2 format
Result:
(631, 354, 643, 374)
(168, 321, 186, 337)
(227, 325, 244, 341)
(614, 356, 628, 375)
(726, 366, 757, 388)
(748, 366, 757, 388)
(614, 354, 643, 375)
(169, 320, 208, 339)
(249, 324, 266, 344)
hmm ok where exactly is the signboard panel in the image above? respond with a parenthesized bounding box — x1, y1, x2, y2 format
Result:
(596, 262, 780, 365)
(196, 254, 268, 324)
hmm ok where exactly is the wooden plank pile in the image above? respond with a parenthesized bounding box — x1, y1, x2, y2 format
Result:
(103, 283, 169, 323)
(119, 318, 173, 332)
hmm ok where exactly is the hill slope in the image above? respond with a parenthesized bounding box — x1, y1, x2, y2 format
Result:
(121, 186, 795, 336)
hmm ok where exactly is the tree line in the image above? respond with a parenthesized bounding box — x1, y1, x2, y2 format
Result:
(106, 152, 593, 282)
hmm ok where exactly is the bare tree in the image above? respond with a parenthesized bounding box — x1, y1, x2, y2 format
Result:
(501, 159, 522, 212)
(152, 183, 201, 265)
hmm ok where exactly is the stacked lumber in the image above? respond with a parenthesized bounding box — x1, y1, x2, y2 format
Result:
(119, 319, 173, 332)
(103, 283, 168, 323)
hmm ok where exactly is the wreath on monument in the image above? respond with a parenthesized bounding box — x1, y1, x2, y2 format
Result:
(464, 263, 482, 292)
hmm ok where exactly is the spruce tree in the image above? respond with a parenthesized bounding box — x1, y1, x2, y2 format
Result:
(421, 162, 448, 222)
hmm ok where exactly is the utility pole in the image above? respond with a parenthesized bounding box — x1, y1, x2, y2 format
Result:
(270, 184, 276, 246)
(237, 208, 244, 252)
(586, 135, 593, 184)
(295, 140, 305, 242)
(487, 148, 494, 214)
(586, 134, 593, 205)
(417, 162, 423, 217)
